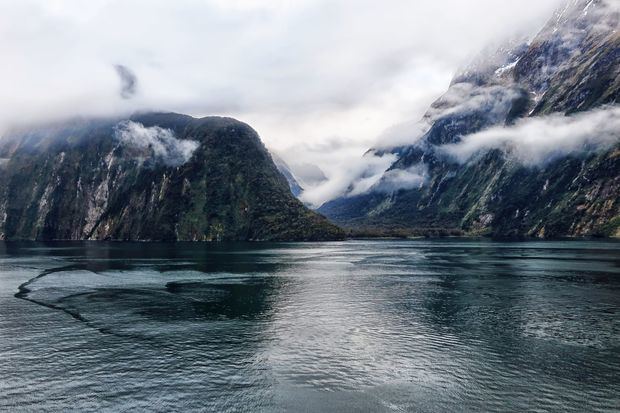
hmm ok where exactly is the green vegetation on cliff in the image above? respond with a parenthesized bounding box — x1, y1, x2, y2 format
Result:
(0, 113, 344, 241)
(320, 0, 619, 238)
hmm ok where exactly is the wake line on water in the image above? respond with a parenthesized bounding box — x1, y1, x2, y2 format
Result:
(15, 267, 124, 337)
(14, 267, 177, 346)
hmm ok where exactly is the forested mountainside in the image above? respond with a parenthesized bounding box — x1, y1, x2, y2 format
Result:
(0, 113, 343, 241)
(320, 0, 619, 238)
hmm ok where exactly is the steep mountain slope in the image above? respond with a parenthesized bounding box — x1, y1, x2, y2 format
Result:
(271, 152, 303, 197)
(0, 113, 344, 241)
(320, 0, 620, 238)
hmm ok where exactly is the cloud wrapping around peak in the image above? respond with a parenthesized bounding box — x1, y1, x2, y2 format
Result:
(114, 121, 199, 167)
(373, 83, 524, 150)
(427, 83, 521, 122)
(0, 0, 568, 206)
(440, 106, 620, 166)
(372, 164, 428, 194)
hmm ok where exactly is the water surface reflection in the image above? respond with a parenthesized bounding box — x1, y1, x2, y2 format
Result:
(0, 240, 618, 412)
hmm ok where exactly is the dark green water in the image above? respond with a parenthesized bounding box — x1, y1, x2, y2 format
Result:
(0, 240, 619, 412)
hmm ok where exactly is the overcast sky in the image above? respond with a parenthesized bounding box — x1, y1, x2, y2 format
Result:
(0, 0, 564, 202)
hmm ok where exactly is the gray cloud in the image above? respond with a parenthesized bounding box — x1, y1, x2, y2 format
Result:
(114, 121, 199, 167)
(114, 64, 137, 99)
(440, 106, 620, 166)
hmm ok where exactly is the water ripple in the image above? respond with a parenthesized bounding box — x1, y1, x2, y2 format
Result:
(0, 239, 619, 412)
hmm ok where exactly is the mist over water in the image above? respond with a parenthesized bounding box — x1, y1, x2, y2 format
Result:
(1, 240, 619, 412)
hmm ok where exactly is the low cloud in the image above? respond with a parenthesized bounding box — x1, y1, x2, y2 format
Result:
(372, 164, 428, 194)
(298, 150, 397, 207)
(427, 83, 521, 123)
(440, 106, 620, 166)
(114, 121, 199, 167)
(374, 119, 431, 150)
(299, 156, 427, 206)
(373, 83, 523, 150)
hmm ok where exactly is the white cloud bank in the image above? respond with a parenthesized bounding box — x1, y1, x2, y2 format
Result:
(0, 0, 564, 138)
(441, 106, 620, 166)
(115, 121, 199, 167)
(0, 0, 566, 205)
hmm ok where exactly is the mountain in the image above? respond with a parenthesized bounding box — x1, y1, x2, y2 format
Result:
(320, 0, 620, 238)
(271, 152, 304, 197)
(0, 113, 344, 241)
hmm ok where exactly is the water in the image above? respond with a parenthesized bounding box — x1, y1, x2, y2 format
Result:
(0, 240, 619, 412)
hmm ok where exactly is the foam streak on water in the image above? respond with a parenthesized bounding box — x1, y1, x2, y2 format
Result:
(0, 240, 619, 412)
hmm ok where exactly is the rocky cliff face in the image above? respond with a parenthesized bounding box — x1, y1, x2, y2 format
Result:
(0, 113, 344, 241)
(320, 0, 620, 238)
